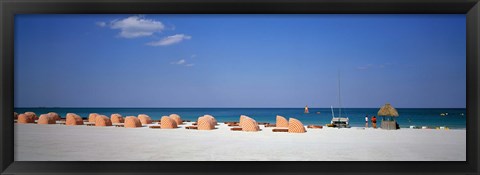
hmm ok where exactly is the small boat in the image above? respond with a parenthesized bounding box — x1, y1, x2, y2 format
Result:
(304, 105, 309, 113)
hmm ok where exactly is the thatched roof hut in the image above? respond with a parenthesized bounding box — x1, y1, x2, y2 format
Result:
(110, 113, 124, 123)
(169, 114, 183, 125)
(160, 116, 177, 129)
(124, 116, 142, 128)
(288, 118, 306, 133)
(138, 114, 153, 124)
(66, 113, 84, 125)
(377, 103, 399, 117)
(38, 114, 56, 124)
(197, 116, 215, 130)
(241, 116, 260, 132)
(95, 115, 112, 127)
(276, 115, 288, 127)
(18, 114, 34, 123)
(47, 112, 61, 121)
(88, 113, 99, 123)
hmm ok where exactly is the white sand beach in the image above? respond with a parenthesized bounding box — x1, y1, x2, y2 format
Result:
(14, 123, 465, 161)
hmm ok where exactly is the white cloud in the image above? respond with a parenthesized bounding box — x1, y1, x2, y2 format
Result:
(190, 54, 197, 58)
(171, 59, 194, 67)
(171, 59, 186, 65)
(96, 22, 107, 27)
(146, 34, 191, 46)
(108, 16, 165, 39)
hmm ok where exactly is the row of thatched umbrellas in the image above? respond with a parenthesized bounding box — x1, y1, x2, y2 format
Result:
(14, 103, 400, 130)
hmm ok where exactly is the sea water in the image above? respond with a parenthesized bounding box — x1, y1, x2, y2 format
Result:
(14, 108, 466, 129)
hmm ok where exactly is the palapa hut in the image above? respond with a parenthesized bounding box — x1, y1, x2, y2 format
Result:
(160, 116, 177, 129)
(197, 116, 216, 130)
(88, 113, 99, 123)
(47, 112, 61, 121)
(95, 115, 112, 127)
(17, 114, 34, 124)
(66, 113, 84, 125)
(169, 114, 183, 125)
(124, 116, 142, 128)
(24, 112, 38, 120)
(110, 113, 124, 123)
(239, 115, 249, 128)
(378, 103, 399, 130)
(203, 115, 217, 125)
(239, 115, 260, 132)
(138, 114, 153, 124)
(37, 114, 56, 124)
(288, 118, 306, 133)
(276, 115, 289, 127)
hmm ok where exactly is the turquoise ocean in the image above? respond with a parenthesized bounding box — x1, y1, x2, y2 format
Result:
(14, 108, 466, 129)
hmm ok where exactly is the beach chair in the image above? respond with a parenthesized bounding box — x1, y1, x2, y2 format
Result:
(307, 125, 323, 129)
(272, 128, 288, 132)
(113, 123, 124, 127)
(265, 123, 276, 127)
(230, 127, 243, 131)
(185, 126, 198, 129)
(149, 126, 161, 129)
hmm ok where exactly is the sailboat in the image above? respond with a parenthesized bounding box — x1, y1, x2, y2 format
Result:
(330, 71, 350, 128)
(304, 105, 309, 113)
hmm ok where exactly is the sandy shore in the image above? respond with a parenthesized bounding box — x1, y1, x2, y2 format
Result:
(14, 123, 465, 161)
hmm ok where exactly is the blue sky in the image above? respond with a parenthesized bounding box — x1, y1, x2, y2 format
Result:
(14, 14, 466, 108)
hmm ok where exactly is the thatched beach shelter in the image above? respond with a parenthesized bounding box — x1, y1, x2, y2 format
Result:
(37, 114, 56, 124)
(138, 114, 153, 124)
(47, 112, 61, 121)
(17, 114, 34, 123)
(66, 113, 84, 125)
(110, 113, 124, 123)
(276, 115, 289, 127)
(239, 115, 249, 128)
(160, 116, 177, 129)
(124, 116, 142, 128)
(88, 113, 99, 123)
(203, 115, 217, 125)
(197, 116, 215, 130)
(288, 118, 306, 133)
(169, 114, 183, 125)
(240, 116, 260, 132)
(378, 103, 399, 130)
(95, 115, 112, 127)
(24, 112, 38, 120)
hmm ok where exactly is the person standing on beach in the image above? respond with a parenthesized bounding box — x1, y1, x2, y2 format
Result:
(372, 116, 377, 129)
(365, 115, 369, 128)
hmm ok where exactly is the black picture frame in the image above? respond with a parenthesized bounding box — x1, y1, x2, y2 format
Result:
(1, 0, 479, 174)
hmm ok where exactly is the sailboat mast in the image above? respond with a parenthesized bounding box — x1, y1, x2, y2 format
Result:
(338, 71, 342, 118)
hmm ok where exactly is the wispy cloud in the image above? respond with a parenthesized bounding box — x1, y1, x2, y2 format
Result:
(146, 34, 191, 46)
(171, 59, 186, 65)
(103, 16, 165, 39)
(171, 59, 194, 67)
(190, 54, 197, 58)
(96, 22, 107, 27)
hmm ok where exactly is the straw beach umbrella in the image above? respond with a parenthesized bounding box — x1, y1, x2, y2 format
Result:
(377, 103, 399, 117)
(377, 103, 399, 130)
